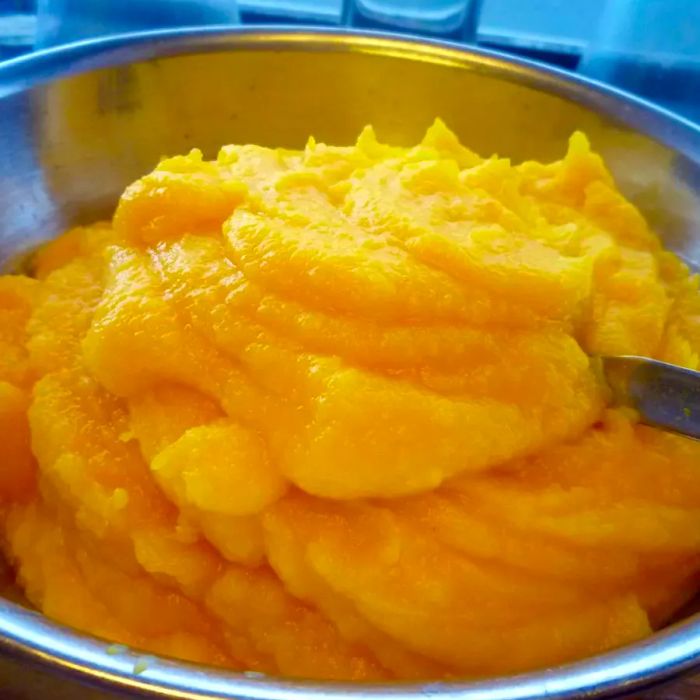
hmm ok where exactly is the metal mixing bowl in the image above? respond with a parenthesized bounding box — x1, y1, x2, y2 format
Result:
(1, 27, 700, 700)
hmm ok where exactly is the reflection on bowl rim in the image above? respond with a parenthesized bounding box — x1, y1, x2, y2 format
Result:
(1, 26, 700, 700)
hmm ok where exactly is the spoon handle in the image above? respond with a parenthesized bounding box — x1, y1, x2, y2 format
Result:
(602, 356, 700, 441)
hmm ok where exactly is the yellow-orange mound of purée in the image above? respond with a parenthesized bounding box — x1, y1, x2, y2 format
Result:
(1, 121, 700, 680)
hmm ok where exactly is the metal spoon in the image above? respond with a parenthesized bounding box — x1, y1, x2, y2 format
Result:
(601, 356, 700, 441)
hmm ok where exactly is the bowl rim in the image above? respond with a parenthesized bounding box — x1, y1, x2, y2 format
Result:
(1, 25, 700, 700)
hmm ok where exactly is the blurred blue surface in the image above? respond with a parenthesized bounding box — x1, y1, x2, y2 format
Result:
(581, 0, 700, 124)
(34, 0, 239, 48)
(0, 0, 605, 52)
(239, 0, 340, 22)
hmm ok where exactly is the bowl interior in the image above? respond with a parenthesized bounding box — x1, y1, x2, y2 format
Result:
(1, 29, 700, 700)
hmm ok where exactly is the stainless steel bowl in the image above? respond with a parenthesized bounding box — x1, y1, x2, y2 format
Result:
(1, 27, 700, 700)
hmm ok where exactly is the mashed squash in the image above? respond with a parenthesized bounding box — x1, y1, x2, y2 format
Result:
(1, 121, 700, 679)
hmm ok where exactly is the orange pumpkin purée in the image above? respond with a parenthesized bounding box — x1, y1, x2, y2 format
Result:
(1, 121, 700, 679)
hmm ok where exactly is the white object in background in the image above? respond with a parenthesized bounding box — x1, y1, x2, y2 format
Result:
(342, 0, 482, 40)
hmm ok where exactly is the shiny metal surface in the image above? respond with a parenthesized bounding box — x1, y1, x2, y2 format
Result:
(1, 27, 700, 700)
(603, 356, 700, 441)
